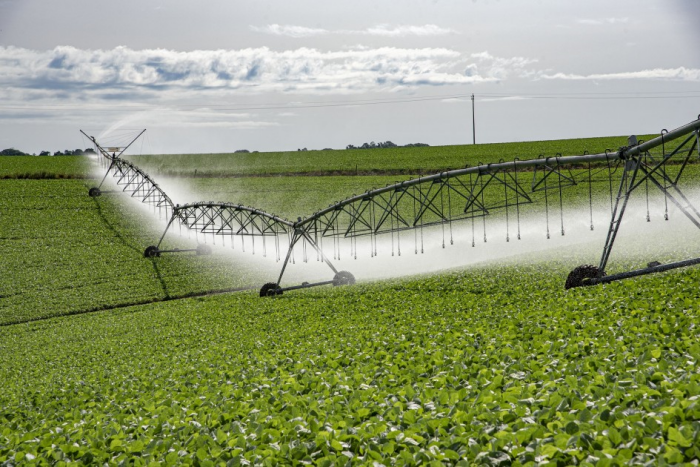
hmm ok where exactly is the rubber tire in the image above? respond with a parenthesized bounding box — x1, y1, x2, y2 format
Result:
(260, 282, 282, 297)
(144, 245, 160, 258)
(565, 265, 604, 289)
(333, 271, 356, 287)
(196, 244, 212, 256)
(88, 187, 101, 197)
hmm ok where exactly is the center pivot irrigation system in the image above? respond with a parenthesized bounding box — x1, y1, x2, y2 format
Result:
(83, 115, 700, 297)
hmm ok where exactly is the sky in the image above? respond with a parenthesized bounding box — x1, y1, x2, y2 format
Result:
(1, 0, 699, 155)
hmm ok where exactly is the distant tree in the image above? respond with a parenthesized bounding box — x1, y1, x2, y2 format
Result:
(297, 148, 308, 151)
(345, 140, 401, 150)
(234, 149, 250, 153)
(84, 148, 96, 155)
(54, 151, 63, 156)
(1, 148, 28, 156)
(39, 151, 51, 156)
(403, 143, 430, 147)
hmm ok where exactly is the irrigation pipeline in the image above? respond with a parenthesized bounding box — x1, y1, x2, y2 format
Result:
(84, 115, 700, 295)
(298, 117, 700, 227)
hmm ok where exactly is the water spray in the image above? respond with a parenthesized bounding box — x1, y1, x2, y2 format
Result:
(82, 114, 700, 296)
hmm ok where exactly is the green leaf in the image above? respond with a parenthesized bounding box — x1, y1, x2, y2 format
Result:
(165, 451, 178, 465)
(668, 427, 692, 448)
(330, 440, 343, 451)
(110, 439, 123, 450)
(607, 427, 622, 446)
(196, 447, 208, 460)
(130, 440, 145, 453)
(565, 422, 579, 435)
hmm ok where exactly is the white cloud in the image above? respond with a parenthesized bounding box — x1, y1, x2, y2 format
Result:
(250, 24, 328, 38)
(5, 44, 694, 110)
(0, 104, 277, 129)
(469, 51, 538, 80)
(361, 24, 457, 37)
(576, 17, 629, 26)
(250, 23, 457, 38)
(0, 45, 494, 97)
(145, 110, 279, 129)
(542, 67, 700, 81)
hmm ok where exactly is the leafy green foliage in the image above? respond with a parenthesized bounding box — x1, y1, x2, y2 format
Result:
(1, 264, 700, 464)
(0, 180, 264, 324)
(0, 155, 89, 179)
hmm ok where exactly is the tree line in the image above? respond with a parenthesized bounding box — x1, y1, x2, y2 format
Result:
(4, 142, 430, 156)
(345, 141, 429, 150)
(1, 148, 97, 156)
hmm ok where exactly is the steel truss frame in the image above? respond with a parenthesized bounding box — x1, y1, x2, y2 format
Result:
(282, 116, 700, 291)
(86, 117, 700, 294)
(108, 159, 175, 218)
(83, 129, 174, 218)
(154, 203, 292, 254)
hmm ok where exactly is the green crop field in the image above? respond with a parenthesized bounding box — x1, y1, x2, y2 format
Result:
(126, 134, 657, 178)
(0, 178, 265, 325)
(2, 137, 700, 465)
(0, 155, 88, 179)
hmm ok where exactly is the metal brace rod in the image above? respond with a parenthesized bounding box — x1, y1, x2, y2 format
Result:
(156, 215, 177, 249)
(275, 232, 304, 286)
(598, 159, 641, 272)
(640, 166, 700, 229)
(589, 256, 700, 285)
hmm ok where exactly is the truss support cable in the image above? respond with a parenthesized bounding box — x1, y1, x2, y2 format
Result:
(557, 156, 565, 236)
(448, 181, 454, 245)
(645, 152, 651, 222)
(544, 159, 550, 240)
(606, 154, 615, 216)
(440, 183, 446, 248)
(587, 158, 594, 230)
(480, 173, 487, 243)
(514, 160, 522, 240)
(504, 166, 510, 242)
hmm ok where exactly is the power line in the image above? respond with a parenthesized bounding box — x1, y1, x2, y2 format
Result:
(1, 90, 700, 113)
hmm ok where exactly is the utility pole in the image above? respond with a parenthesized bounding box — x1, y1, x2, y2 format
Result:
(471, 93, 476, 145)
